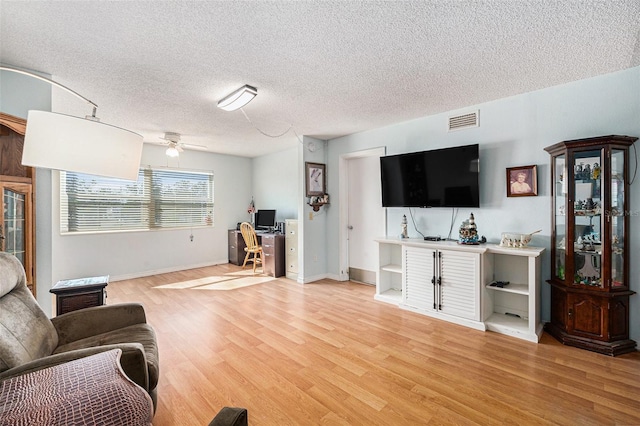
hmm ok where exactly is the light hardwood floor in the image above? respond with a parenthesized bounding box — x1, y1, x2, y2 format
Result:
(108, 263, 640, 425)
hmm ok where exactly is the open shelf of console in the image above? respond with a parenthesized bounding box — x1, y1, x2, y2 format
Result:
(482, 246, 544, 343)
(375, 241, 403, 305)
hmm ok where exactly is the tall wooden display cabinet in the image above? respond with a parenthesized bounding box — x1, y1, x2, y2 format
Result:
(544, 135, 637, 356)
(0, 112, 36, 296)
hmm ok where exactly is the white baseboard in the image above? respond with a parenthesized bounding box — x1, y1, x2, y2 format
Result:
(108, 259, 228, 282)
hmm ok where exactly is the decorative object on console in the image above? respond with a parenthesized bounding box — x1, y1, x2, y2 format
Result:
(506, 164, 538, 197)
(400, 215, 408, 239)
(499, 229, 541, 248)
(458, 212, 479, 244)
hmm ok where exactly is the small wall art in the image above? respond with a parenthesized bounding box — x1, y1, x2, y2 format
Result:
(305, 162, 326, 196)
(506, 165, 537, 197)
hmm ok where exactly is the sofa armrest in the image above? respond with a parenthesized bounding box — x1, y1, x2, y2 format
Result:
(52, 303, 147, 345)
(0, 343, 149, 391)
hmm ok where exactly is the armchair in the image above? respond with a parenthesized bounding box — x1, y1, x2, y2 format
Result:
(0, 253, 159, 406)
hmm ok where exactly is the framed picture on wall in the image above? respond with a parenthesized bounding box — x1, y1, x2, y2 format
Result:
(305, 162, 326, 196)
(507, 165, 538, 197)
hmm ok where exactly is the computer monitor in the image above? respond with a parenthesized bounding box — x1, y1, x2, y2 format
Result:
(255, 209, 276, 230)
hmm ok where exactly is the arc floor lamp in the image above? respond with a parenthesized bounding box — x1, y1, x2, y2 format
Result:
(0, 65, 143, 181)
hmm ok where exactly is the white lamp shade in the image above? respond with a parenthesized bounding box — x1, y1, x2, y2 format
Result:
(22, 110, 144, 181)
(217, 85, 257, 111)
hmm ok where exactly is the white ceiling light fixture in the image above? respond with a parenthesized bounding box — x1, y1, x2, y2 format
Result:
(166, 144, 180, 158)
(162, 132, 182, 157)
(0, 65, 143, 181)
(217, 84, 257, 111)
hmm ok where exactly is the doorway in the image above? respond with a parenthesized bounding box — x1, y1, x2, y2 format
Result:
(338, 147, 386, 284)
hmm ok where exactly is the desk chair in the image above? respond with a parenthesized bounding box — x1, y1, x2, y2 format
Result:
(240, 222, 263, 273)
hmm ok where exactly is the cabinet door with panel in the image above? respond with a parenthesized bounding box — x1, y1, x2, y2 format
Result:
(439, 250, 479, 321)
(567, 292, 631, 342)
(403, 246, 435, 310)
(567, 292, 606, 340)
(404, 246, 479, 321)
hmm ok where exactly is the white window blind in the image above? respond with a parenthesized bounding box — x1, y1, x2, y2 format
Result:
(60, 168, 213, 233)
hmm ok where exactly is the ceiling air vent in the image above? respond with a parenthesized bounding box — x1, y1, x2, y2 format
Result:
(448, 110, 479, 132)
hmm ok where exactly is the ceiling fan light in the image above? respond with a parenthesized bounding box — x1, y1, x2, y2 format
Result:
(217, 85, 257, 111)
(165, 145, 180, 157)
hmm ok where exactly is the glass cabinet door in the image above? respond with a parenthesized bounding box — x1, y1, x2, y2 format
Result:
(610, 149, 625, 288)
(572, 150, 602, 287)
(554, 154, 566, 280)
(1, 182, 32, 283)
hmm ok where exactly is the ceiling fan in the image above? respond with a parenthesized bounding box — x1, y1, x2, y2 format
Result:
(157, 132, 207, 157)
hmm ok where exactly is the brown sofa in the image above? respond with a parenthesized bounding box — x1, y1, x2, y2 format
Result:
(0, 252, 159, 406)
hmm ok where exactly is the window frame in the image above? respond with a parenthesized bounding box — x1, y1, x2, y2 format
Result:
(60, 167, 214, 234)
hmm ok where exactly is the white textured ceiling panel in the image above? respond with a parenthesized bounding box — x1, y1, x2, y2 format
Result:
(1, 1, 639, 157)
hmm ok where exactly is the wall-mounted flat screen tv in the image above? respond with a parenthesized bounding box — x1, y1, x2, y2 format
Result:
(380, 144, 480, 208)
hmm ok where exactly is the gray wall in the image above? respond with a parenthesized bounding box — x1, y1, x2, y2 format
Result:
(252, 146, 299, 222)
(324, 66, 640, 343)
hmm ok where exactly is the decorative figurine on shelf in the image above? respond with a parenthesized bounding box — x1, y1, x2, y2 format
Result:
(585, 197, 595, 210)
(400, 215, 408, 239)
(458, 212, 479, 245)
(592, 163, 601, 180)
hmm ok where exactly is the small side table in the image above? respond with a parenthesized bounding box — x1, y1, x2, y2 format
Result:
(50, 275, 109, 316)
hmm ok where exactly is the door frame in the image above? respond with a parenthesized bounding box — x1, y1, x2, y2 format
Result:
(338, 147, 386, 281)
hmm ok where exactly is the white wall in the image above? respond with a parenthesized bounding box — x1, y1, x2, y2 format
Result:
(50, 144, 252, 286)
(251, 146, 299, 222)
(325, 66, 640, 344)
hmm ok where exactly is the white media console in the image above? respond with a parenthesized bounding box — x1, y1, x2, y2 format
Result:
(376, 237, 544, 343)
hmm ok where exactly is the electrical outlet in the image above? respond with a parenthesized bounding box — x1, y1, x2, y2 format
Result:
(190, 234, 194, 242)
(313, 255, 318, 262)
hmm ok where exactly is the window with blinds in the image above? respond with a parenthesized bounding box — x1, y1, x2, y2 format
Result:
(60, 168, 214, 233)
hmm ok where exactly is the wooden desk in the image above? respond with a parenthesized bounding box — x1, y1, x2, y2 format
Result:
(228, 230, 285, 277)
(0, 349, 153, 425)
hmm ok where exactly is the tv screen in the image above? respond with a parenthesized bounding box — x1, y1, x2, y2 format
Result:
(255, 209, 276, 229)
(380, 144, 480, 208)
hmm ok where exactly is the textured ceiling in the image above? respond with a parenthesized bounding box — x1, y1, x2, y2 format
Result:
(1, 1, 640, 158)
